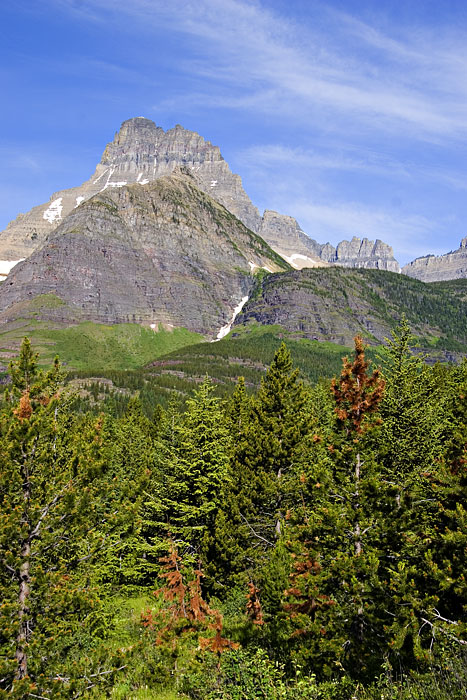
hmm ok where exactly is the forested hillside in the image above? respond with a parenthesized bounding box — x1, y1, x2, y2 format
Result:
(1, 323, 466, 699)
(235, 268, 467, 356)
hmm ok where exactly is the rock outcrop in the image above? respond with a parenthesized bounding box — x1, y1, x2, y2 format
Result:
(0, 173, 287, 337)
(255, 214, 399, 272)
(257, 211, 327, 269)
(402, 237, 467, 282)
(316, 236, 400, 272)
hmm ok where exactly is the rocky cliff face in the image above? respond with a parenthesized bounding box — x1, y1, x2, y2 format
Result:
(256, 214, 399, 272)
(257, 211, 327, 269)
(0, 117, 400, 274)
(402, 238, 467, 282)
(0, 173, 287, 337)
(0, 117, 261, 262)
(316, 236, 400, 272)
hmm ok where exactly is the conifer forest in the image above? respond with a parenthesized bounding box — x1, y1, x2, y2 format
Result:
(1, 321, 466, 699)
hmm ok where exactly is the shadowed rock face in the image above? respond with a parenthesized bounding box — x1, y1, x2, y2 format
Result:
(402, 238, 467, 282)
(0, 173, 287, 337)
(231, 266, 467, 356)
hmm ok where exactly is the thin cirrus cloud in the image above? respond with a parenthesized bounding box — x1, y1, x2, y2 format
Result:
(8, 0, 467, 263)
(61, 0, 467, 142)
(239, 143, 467, 194)
(49, 0, 467, 140)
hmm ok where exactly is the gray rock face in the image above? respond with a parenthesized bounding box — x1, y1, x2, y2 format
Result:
(402, 238, 467, 282)
(320, 236, 400, 272)
(0, 117, 401, 275)
(0, 117, 261, 261)
(0, 173, 287, 337)
(256, 216, 399, 272)
(257, 211, 326, 269)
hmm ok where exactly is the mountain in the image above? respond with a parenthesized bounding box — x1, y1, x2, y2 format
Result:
(230, 267, 467, 358)
(0, 117, 400, 273)
(402, 237, 467, 282)
(315, 236, 400, 272)
(0, 118, 262, 264)
(0, 171, 287, 338)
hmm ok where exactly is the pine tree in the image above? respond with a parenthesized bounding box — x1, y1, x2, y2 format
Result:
(98, 396, 153, 586)
(148, 378, 231, 556)
(378, 316, 446, 490)
(383, 359, 467, 665)
(0, 339, 138, 696)
(212, 344, 311, 591)
(282, 336, 389, 679)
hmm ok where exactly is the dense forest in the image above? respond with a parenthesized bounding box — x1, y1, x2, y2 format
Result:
(1, 320, 466, 699)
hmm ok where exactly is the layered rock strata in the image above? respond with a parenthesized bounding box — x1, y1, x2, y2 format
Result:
(402, 238, 467, 282)
(232, 267, 466, 354)
(0, 173, 287, 337)
(0, 117, 400, 273)
(0, 118, 261, 261)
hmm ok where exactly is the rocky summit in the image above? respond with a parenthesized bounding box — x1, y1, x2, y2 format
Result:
(401, 237, 467, 282)
(0, 118, 261, 263)
(0, 172, 287, 338)
(0, 117, 400, 274)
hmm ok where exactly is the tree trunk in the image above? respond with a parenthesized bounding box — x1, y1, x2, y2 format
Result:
(355, 452, 362, 557)
(15, 539, 31, 679)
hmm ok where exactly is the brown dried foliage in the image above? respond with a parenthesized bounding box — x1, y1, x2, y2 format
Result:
(145, 544, 238, 655)
(331, 335, 385, 434)
(13, 391, 33, 422)
(284, 553, 335, 636)
(199, 610, 239, 656)
(245, 582, 264, 626)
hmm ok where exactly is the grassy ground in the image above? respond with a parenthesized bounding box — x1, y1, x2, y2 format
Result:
(0, 320, 202, 370)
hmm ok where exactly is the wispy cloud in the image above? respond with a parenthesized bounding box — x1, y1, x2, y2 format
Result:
(22, 1, 467, 262)
(52, 0, 467, 141)
(239, 143, 467, 193)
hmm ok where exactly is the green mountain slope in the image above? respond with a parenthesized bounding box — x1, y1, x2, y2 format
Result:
(233, 267, 467, 357)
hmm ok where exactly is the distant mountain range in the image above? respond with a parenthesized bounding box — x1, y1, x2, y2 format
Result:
(0, 117, 465, 366)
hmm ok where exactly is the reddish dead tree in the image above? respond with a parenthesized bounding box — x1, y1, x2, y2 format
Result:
(245, 581, 264, 626)
(330, 335, 385, 557)
(142, 543, 238, 661)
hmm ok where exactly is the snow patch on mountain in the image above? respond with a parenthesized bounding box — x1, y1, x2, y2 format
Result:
(0, 259, 25, 277)
(283, 253, 319, 269)
(43, 198, 63, 224)
(101, 181, 127, 191)
(213, 295, 249, 341)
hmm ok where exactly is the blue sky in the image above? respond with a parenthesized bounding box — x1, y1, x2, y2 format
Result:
(2, 0, 467, 265)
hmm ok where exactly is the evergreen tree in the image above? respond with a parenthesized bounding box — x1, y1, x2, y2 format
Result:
(282, 337, 389, 679)
(148, 378, 231, 556)
(213, 344, 311, 591)
(383, 359, 467, 665)
(378, 316, 446, 490)
(0, 339, 137, 696)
